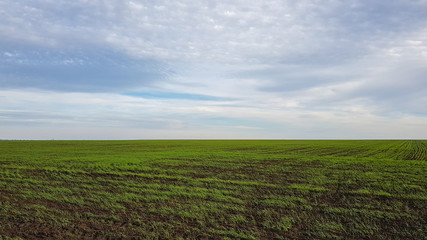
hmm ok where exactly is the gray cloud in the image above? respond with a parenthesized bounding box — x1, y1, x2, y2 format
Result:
(349, 61, 427, 116)
(1, 0, 426, 138)
(0, 45, 171, 92)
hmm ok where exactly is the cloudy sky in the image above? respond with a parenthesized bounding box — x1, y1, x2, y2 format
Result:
(1, 0, 426, 139)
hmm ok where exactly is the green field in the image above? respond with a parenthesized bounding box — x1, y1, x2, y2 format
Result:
(0, 140, 426, 239)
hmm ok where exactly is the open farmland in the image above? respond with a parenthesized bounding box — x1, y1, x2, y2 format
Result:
(0, 140, 426, 239)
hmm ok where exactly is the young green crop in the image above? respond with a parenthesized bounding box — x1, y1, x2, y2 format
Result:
(0, 140, 426, 239)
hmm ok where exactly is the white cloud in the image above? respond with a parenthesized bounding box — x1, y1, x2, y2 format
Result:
(2, 89, 426, 139)
(1, 0, 427, 138)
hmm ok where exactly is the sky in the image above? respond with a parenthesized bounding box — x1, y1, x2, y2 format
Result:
(1, 0, 427, 139)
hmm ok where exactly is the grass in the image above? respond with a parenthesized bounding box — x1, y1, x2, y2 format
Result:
(0, 140, 426, 239)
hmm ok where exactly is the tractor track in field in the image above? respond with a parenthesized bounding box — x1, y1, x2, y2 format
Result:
(403, 140, 427, 161)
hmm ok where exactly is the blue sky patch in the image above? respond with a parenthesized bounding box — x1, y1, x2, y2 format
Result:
(123, 92, 234, 101)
